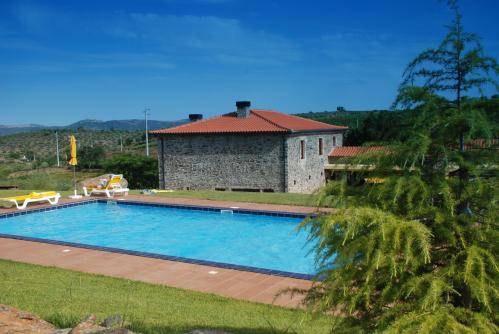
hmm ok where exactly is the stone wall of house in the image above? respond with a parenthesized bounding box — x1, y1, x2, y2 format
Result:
(157, 133, 286, 192)
(285, 132, 343, 193)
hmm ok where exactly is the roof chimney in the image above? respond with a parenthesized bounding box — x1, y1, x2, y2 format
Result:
(189, 114, 203, 122)
(236, 101, 251, 118)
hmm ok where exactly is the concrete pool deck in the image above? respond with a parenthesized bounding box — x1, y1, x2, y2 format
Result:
(0, 194, 323, 308)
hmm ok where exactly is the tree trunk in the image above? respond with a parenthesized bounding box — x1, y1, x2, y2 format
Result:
(457, 86, 464, 153)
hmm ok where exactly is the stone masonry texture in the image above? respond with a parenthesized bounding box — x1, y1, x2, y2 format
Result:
(158, 133, 286, 192)
(285, 132, 343, 193)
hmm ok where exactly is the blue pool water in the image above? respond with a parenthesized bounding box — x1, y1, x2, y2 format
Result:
(0, 203, 316, 275)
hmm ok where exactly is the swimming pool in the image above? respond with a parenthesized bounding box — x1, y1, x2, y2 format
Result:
(0, 201, 316, 278)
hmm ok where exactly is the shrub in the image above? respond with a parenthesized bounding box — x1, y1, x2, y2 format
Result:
(78, 146, 105, 169)
(103, 154, 158, 189)
(7, 151, 20, 159)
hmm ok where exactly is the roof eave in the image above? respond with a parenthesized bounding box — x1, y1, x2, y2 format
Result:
(150, 130, 290, 136)
(289, 128, 348, 135)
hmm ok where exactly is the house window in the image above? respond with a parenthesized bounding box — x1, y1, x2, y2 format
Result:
(300, 140, 305, 159)
(333, 136, 337, 146)
(318, 138, 323, 155)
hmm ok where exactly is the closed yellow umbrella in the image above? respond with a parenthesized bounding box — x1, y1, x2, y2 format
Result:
(68, 135, 81, 198)
(68, 135, 77, 166)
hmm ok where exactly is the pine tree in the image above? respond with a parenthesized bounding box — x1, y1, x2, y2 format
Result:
(294, 2, 498, 333)
(396, 0, 497, 152)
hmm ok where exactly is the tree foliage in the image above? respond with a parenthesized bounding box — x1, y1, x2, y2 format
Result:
(395, 0, 498, 151)
(103, 154, 158, 189)
(77, 146, 105, 170)
(345, 111, 408, 145)
(297, 2, 498, 333)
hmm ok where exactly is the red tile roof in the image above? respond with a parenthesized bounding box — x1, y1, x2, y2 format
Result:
(329, 146, 387, 157)
(464, 139, 499, 149)
(150, 109, 347, 135)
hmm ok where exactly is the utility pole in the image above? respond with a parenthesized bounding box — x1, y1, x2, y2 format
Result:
(144, 108, 150, 156)
(120, 134, 123, 152)
(55, 131, 60, 167)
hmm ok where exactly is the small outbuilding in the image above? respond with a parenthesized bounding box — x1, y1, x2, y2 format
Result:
(325, 146, 387, 184)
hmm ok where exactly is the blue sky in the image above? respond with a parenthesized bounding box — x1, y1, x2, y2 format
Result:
(1, 0, 498, 125)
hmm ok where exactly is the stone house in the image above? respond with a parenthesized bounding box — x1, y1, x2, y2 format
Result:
(151, 101, 347, 193)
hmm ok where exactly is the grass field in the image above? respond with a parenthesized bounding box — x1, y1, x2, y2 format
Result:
(0, 164, 100, 191)
(0, 189, 319, 208)
(0, 259, 334, 334)
(131, 190, 319, 207)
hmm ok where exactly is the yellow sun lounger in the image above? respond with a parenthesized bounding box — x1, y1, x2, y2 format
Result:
(0, 191, 61, 210)
(82, 174, 129, 198)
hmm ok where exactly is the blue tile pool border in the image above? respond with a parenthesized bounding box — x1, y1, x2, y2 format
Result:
(0, 199, 99, 219)
(0, 198, 317, 280)
(103, 199, 316, 219)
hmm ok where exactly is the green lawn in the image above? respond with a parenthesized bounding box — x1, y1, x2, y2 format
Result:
(0, 164, 100, 191)
(129, 190, 319, 207)
(0, 259, 333, 334)
(0, 189, 319, 208)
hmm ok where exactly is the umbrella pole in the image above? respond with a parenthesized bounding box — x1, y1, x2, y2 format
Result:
(69, 164, 82, 198)
(73, 165, 77, 197)
(68, 135, 82, 199)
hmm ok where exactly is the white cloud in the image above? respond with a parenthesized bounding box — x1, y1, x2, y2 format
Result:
(4, 4, 302, 67)
(11, 2, 56, 34)
(316, 31, 426, 82)
(0, 63, 68, 74)
(0, 52, 176, 75)
(81, 53, 176, 70)
(106, 13, 302, 65)
(158, 0, 235, 4)
(0, 36, 47, 51)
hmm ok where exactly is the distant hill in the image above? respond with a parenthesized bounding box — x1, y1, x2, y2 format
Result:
(66, 119, 187, 131)
(0, 119, 187, 136)
(0, 124, 48, 136)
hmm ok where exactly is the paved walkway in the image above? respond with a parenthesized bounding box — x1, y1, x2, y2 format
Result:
(0, 194, 321, 308)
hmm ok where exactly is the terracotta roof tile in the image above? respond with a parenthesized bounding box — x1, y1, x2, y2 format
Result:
(150, 109, 347, 135)
(329, 146, 387, 157)
(464, 139, 499, 149)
